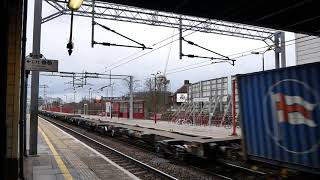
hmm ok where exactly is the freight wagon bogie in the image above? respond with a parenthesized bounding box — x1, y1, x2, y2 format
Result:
(154, 140, 189, 160)
(95, 124, 111, 135)
(153, 139, 241, 161)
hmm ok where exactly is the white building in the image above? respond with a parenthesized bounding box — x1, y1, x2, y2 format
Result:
(295, 33, 320, 65)
(44, 97, 63, 104)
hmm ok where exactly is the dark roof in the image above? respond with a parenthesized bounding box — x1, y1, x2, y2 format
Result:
(98, 0, 320, 36)
(174, 84, 188, 95)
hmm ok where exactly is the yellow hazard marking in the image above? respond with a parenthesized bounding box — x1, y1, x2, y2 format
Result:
(39, 127, 73, 180)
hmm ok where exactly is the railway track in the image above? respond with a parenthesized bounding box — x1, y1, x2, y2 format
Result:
(42, 117, 178, 180)
(41, 115, 270, 180)
(205, 161, 268, 180)
(188, 159, 268, 180)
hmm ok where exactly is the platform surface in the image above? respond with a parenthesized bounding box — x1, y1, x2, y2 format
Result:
(24, 117, 139, 180)
(82, 115, 241, 141)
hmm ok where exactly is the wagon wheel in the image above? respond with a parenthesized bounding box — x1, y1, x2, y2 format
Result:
(111, 130, 115, 137)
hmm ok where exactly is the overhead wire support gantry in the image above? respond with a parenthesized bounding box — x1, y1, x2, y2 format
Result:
(42, 0, 275, 41)
(92, 21, 152, 50)
(180, 37, 236, 66)
(42, 0, 278, 65)
(89, 0, 151, 50)
(41, 71, 131, 90)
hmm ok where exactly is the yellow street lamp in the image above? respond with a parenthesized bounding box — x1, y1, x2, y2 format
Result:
(67, 0, 84, 10)
(66, 0, 84, 55)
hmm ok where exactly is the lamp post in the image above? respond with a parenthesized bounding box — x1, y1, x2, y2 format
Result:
(66, 0, 84, 55)
(251, 47, 272, 71)
(63, 95, 67, 113)
(73, 90, 76, 114)
(64, 95, 68, 103)
(88, 87, 92, 115)
(151, 71, 161, 124)
(84, 104, 88, 115)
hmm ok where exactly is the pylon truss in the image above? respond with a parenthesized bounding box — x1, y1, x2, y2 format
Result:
(43, 0, 275, 41)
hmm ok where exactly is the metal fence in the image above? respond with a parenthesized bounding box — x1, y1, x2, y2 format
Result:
(170, 77, 236, 127)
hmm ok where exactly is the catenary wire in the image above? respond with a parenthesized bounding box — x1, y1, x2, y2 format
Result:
(166, 35, 319, 74)
(109, 34, 313, 73)
(167, 35, 318, 72)
(104, 20, 212, 71)
(104, 7, 260, 72)
(107, 30, 200, 70)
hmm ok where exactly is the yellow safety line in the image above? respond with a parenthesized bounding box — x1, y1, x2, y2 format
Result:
(39, 127, 73, 180)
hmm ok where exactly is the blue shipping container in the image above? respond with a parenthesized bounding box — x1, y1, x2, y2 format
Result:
(238, 62, 320, 172)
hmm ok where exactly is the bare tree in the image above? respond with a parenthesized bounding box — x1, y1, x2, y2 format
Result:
(144, 77, 167, 92)
(121, 77, 142, 96)
(144, 78, 153, 92)
(142, 77, 171, 116)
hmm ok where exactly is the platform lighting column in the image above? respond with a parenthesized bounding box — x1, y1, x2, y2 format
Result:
(64, 95, 67, 112)
(23, 73, 29, 157)
(73, 90, 76, 114)
(231, 80, 238, 136)
(20, 1, 29, 178)
(29, 0, 42, 155)
(154, 75, 157, 124)
(251, 47, 272, 71)
(179, 16, 182, 59)
(151, 72, 161, 124)
(109, 70, 112, 118)
(109, 69, 113, 97)
(208, 81, 212, 126)
(129, 76, 134, 120)
(280, 32, 286, 68)
(251, 52, 265, 71)
(273, 32, 286, 69)
(88, 88, 92, 115)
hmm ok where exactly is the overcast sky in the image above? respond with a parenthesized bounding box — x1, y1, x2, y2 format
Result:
(26, 0, 296, 102)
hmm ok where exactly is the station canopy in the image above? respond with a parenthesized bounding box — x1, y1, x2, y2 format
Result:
(99, 0, 320, 36)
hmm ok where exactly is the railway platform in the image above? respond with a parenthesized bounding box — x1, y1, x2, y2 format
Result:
(24, 117, 139, 180)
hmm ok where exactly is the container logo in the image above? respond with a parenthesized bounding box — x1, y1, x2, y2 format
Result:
(265, 79, 320, 154)
(271, 93, 317, 127)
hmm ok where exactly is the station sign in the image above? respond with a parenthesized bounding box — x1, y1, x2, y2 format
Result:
(176, 93, 187, 102)
(193, 97, 210, 102)
(105, 102, 111, 113)
(105, 102, 112, 118)
(25, 57, 58, 72)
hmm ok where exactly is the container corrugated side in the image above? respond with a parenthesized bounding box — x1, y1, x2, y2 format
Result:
(237, 62, 320, 172)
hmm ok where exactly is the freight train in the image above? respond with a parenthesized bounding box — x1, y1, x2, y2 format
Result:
(39, 111, 241, 161)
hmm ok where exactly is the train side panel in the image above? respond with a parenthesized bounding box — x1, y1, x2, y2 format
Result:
(238, 62, 320, 172)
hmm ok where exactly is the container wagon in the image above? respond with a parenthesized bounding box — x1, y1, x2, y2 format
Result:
(237, 62, 320, 173)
